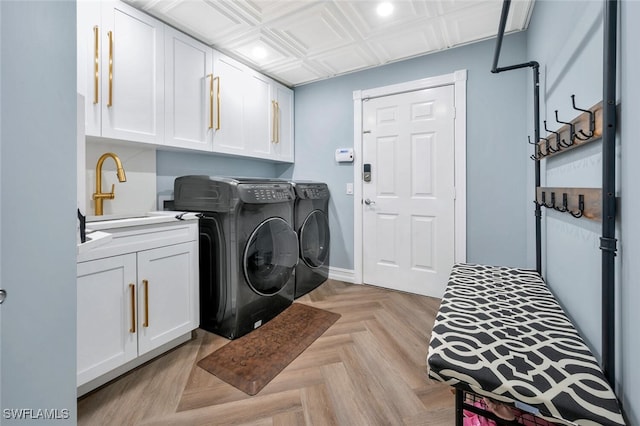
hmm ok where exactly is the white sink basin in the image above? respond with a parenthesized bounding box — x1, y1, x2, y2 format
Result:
(86, 212, 152, 222)
(85, 211, 198, 230)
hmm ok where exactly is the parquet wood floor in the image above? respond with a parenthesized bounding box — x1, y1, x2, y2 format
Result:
(77, 280, 455, 425)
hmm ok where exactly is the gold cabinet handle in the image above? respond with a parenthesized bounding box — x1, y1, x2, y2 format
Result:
(276, 101, 280, 144)
(213, 76, 221, 130)
(207, 74, 214, 129)
(143, 279, 149, 327)
(93, 26, 99, 104)
(107, 30, 113, 107)
(129, 284, 136, 333)
(271, 100, 277, 143)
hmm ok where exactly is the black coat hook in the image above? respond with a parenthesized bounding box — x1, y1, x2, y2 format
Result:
(571, 94, 595, 140)
(554, 110, 576, 147)
(528, 136, 544, 160)
(544, 121, 562, 152)
(541, 191, 555, 208)
(555, 193, 569, 212)
(570, 194, 585, 218)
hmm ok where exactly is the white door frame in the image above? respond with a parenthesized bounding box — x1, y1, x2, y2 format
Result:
(353, 70, 467, 285)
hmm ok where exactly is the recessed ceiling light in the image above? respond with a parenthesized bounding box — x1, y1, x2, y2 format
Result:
(376, 2, 394, 17)
(252, 46, 267, 60)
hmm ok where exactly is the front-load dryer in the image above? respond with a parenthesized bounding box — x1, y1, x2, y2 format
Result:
(174, 175, 298, 339)
(291, 181, 330, 298)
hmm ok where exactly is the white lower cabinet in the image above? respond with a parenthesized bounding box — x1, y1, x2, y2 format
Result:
(77, 254, 137, 386)
(136, 242, 197, 355)
(77, 221, 198, 391)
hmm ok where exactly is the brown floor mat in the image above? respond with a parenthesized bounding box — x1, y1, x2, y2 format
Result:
(197, 303, 341, 395)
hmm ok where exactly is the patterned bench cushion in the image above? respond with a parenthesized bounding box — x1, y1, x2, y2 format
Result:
(427, 263, 625, 426)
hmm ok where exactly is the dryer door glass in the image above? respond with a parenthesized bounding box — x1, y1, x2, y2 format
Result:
(300, 210, 330, 268)
(244, 217, 298, 296)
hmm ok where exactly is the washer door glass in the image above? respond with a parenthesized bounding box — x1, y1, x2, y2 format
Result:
(300, 210, 330, 268)
(244, 217, 298, 296)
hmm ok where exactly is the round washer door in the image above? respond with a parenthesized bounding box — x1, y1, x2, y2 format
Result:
(243, 217, 298, 296)
(299, 210, 330, 268)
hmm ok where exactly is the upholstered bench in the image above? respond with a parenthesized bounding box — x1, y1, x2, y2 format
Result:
(427, 263, 625, 425)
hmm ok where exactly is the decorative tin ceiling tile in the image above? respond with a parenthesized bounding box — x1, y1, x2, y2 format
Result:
(124, 0, 534, 86)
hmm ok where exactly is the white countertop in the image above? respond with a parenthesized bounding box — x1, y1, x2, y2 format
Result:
(77, 230, 113, 255)
(77, 211, 199, 255)
(85, 211, 199, 231)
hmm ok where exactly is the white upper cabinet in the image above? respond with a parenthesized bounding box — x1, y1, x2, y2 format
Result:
(164, 27, 214, 151)
(270, 82, 294, 163)
(78, 0, 164, 144)
(211, 51, 248, 156)
(245, 70, 273, 158)
(77, 1, 293, 161)
(212, 51, 294, 163)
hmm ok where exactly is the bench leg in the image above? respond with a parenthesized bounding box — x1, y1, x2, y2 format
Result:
(455, 388, 464, 426)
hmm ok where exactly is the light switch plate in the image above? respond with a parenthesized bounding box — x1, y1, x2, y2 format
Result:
(346, 183, 354, 195)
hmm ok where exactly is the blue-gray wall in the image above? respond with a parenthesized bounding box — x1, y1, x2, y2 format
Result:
(526, 0, 604, 352)
(292, 33, 530, 270)
(155, 150, 287, 199)
(620, 1, 640, 422)
(527, 0, 636, 423)
(0, 1, 77, 423)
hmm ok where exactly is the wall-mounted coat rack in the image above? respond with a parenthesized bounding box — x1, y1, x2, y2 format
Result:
(535, 187, 602, 221)
(530, 98, 602, 161)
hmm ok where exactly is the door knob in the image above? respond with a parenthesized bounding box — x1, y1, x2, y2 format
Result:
(364, 198, 376, 205)
(0, 289, 6, 304)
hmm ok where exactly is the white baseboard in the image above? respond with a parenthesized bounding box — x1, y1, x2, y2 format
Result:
(328, 266, 357, 284)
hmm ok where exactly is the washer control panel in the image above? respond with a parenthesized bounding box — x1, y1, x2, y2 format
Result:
(294, 183, 330, 200)
(237, 183, 294, 204)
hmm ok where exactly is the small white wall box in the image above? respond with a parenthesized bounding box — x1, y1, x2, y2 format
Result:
(335, 148, 354, 163)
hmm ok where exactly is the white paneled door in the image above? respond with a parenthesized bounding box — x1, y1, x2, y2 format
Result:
(362, 85, 456, 298)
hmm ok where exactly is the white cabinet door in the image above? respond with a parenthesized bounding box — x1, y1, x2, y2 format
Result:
(270, 82, 294, 163)
(136, 241, 198, 356)
(77, 0, 102, 137)
(77, 254, 137, 386)
(165, 27, 214, 150)
(80, 1, 164, 143)
(212, 52, 246, 155)
(101, 1, 164, 143)
(245, 71, 272, 158)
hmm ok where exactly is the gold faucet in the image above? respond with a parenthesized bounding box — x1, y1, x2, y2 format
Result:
(93, 152, 127, 216)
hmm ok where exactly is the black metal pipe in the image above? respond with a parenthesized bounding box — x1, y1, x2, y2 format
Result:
(601, 0, 618, 388)
(492, 0, 542, 274)
(526, 68, 543, 276)
(492, 0, 511, 73)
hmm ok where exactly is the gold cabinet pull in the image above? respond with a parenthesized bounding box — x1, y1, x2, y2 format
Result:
(276, 101, 280, 144)
(271, 100, 277, 143)
(93, 26, 99, 104)
(107, 30, 113, 107)
(129, 284, 136, 333)
(213, 76, 221, 130)
(207, 74, 214, 129)
(143, 279, 149, 327)
(272, 100, 280, 144)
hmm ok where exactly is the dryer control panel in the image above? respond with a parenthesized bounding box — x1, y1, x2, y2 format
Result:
(293, 183, 330, 200)
(237, 184, 294, 204)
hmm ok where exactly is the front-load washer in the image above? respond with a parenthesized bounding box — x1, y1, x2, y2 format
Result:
(173, 175, 298, 339)
(291, 181, 330, 298)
